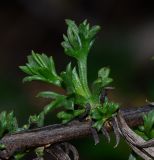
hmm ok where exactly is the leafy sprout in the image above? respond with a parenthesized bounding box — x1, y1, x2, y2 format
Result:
(19, 51, 62, 86)
(0, 19, 119, 138)
(18, 19, 119, 131)
(135, 110, 154, 140)
(0, 111, 18, 138)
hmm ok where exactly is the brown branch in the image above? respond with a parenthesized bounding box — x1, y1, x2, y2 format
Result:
(0, 105, 154, 159)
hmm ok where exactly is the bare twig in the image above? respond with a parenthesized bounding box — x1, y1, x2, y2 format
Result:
(0, 105, 154, 159)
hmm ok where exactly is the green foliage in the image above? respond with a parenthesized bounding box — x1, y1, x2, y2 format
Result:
(0, 19, 119, 143)
(128, 153, 137, 160)
(61, 19, 100, 60)
(0, 111, 18, 138)
(57, 109, 85, 123)
(135, 110, 154, 140)
(91, 99, 119, 131)
(129, 110, 154, 159)
(0, 143, 6, 150)
(18, 19, 119, 127)
(19, 51, 62, 86)
(14, 153, 26, 160)
(35, 147, 44, 158)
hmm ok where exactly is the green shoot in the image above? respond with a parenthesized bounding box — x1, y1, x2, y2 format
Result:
(19, 19, 119, 131)
(0, 20, 120, 160)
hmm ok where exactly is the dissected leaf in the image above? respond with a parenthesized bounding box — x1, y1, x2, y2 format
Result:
(35, 147, 44, 158)
(28, 113, 45, 128)
(0, 111, 18, 138)
(61, 19, 100, 60)
(20, 51, 62, 86)
(43, 96, 66, 115)
(91, 99, 119, 131)
(14, 152, 26, 160)
(18, 19, 119, 140)
(144, 110, 154, 136)
(7, 112, 18, 132)
(135, 110, 154, 141)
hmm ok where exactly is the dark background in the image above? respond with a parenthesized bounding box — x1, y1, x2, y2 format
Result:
(0, 1, 154, 159)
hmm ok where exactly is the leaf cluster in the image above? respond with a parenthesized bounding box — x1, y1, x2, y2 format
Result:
(0, 19, 119, 136)
(18, 19, 119, 130)
(135, 110, 154, 140)
(91, 99, 119, 131)
(0, 111, 18, 138)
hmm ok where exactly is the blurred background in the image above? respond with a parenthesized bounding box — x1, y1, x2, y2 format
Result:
(0, 0, 154, 159)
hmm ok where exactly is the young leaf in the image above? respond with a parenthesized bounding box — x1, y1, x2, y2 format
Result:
(61, 20, 100, 99)
(92, 67, 113, 102)
(37, 91, 64, 99)
(20, 51, 62, 86)
(0, 111, 18, 138)
(135, 110, 154, 140)
(57, 109, 85, 123)
(60, 63, 75, 94)
(42, 96, 66, 115)
(93, 119, 104, 131)
(91, 99, 119, 131)
(72, 67, 87, 97)
(7, 112, 18, 133)
(28, 113, 45, 128)
(61, 19, 100, 60)
(19, 19, 119, 135)
(143, 110, 154, 136)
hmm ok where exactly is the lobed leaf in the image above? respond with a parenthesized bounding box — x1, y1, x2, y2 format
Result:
(135, 110, 154, 140)
(61, 19, 100, 60)
(20, 51, 62, 86)
(0, 111, 18, 138)
(57, 109, 85, 123)
(91, 99, 119, 131)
